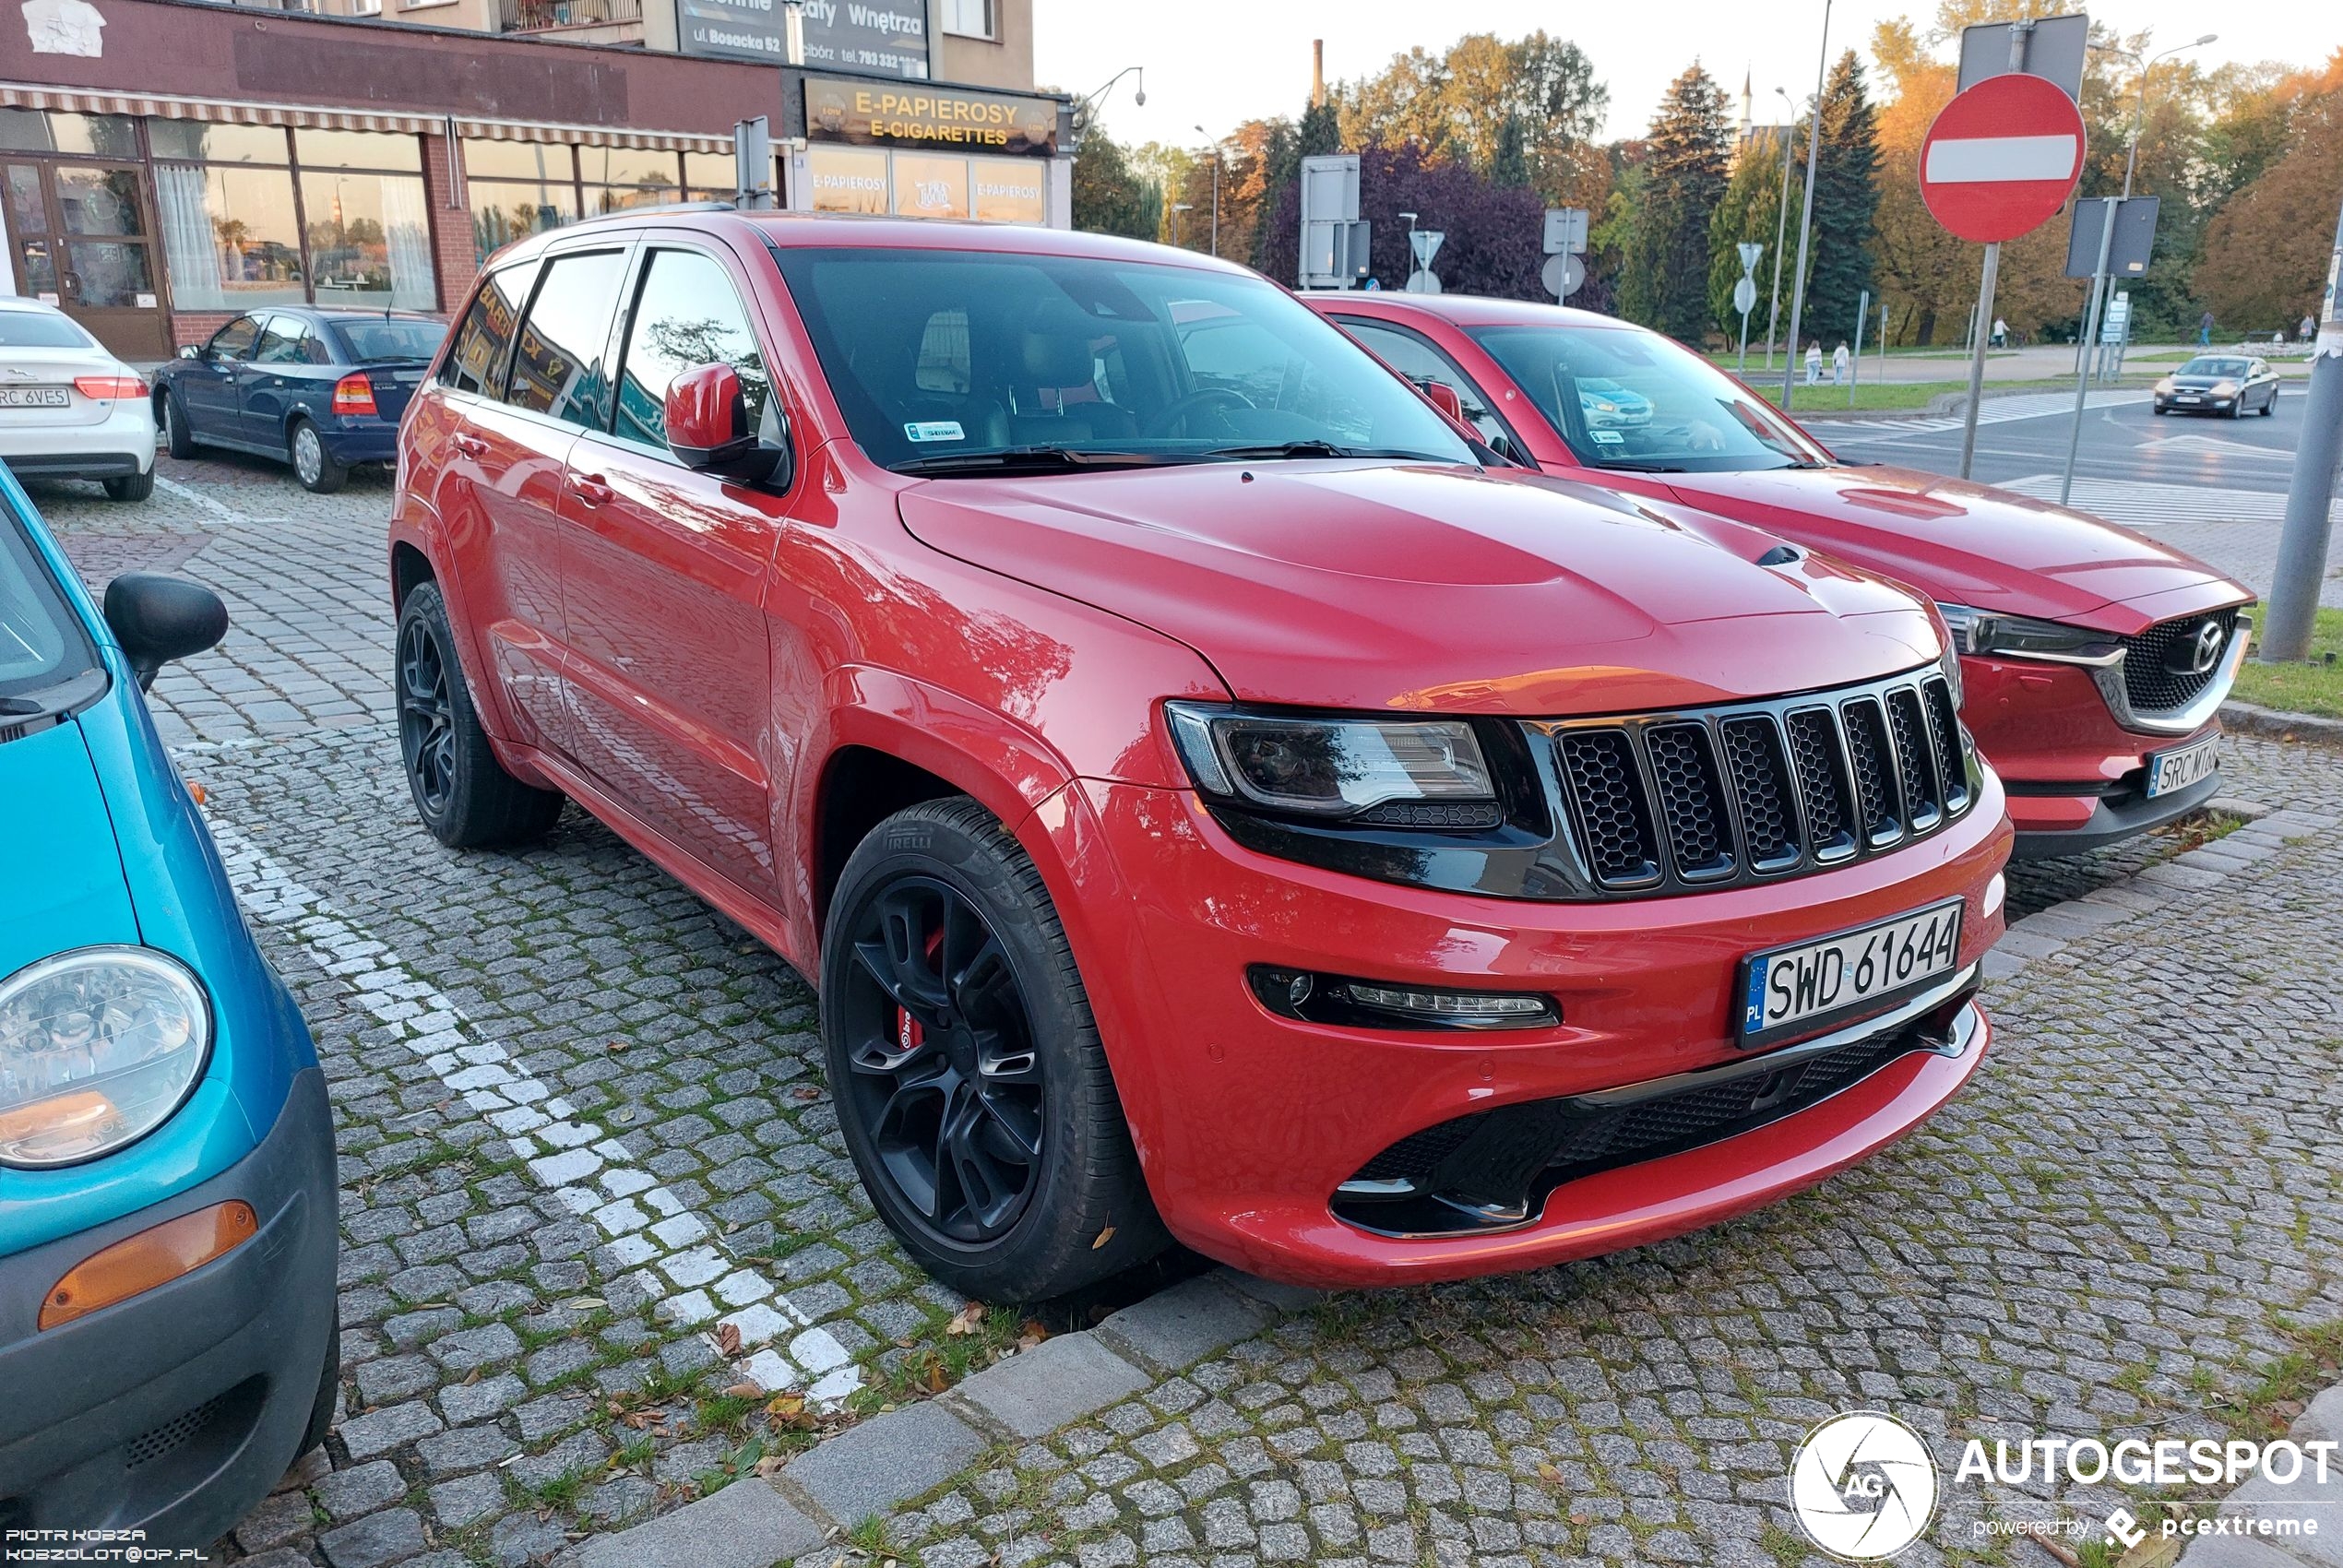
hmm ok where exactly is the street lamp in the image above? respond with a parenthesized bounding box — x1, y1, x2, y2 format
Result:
(2095, 34, 2216, 198)
(1076, 66, 1146, 128)
(1781, 0, 1832, 412)
(1195, 124, 1223, 257)
(1766, 86, 1795, 369)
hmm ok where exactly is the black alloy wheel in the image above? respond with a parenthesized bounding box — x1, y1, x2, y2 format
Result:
(398, 612, 457, 821)
(838, 875, 1045, 1244)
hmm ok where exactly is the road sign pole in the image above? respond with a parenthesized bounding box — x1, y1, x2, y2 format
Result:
(2263, 186, 2343, 662)
(1879, 298, 1890, 382)
(1956, 244, 1998, 479)
(1850, 287, 1869, 406)
(1739, 307, 1752, 373)
(1780, 0, 1832, 415)
(2059, 196, 2120, 505)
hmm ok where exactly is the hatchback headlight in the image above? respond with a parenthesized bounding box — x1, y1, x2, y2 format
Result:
(0, 948, 211, 1168)
(1166, 703, 1497, 821)
(1934, 603, 2122, 666)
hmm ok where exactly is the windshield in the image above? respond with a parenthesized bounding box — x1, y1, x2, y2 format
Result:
(2178, 358, 2249, 378)
(329, 319, 449, 363)
(0, 499, 101, 707)
(768, 245, 1475, 473)
(1469, 323, 1824, 473)
(0, 312, 96, 350)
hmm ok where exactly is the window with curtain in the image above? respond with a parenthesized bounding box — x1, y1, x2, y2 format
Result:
(294, 129, 434, 310)
(579, 146, 681, 214)
(156, 163, 305, 311)
(462, 139, 580, 264)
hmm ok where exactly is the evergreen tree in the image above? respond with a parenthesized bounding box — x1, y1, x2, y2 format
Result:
(1707, 128, 1789, 343)
(1297, 97, 1342, 159)
(1070, 125, 1161, 241)
(1620, 63, 1732, 342)
(1493, 114, 1531, 186)
(1803, 51, 1881, 347)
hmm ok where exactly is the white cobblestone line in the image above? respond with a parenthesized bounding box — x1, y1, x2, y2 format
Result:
(207, 821, 862, 1404)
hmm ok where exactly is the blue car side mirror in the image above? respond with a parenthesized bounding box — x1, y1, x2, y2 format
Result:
(103, 573, 228, 690)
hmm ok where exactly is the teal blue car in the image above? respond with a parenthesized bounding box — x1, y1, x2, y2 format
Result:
(0, 463, 337, 1542)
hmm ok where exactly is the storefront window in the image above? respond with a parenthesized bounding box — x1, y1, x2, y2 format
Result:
(155, 163, 305, 310)
(579, 146, 680, 213)
(471, 181, 578, 263)
(0, 109, 138, 160)
(682, 151, 735, 202)
(805, 146, 888, 215)
(889, 153, 969, 220)
(462, 139, 577, 182)
(969, 155, 1045, 225)
(301, 170, 434, 309)
(148, 121, 291, 165)
(294, 128, 423, 174)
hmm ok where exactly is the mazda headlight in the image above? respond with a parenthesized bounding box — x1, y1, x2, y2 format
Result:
(1934, 604, 2122, 666)
(1166, 703, 1497, 823)
(0, 949, 210, 1168)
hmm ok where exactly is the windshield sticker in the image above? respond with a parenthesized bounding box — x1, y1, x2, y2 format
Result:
(905, 421, 965, 443)
(1589, 429, 1625, 444)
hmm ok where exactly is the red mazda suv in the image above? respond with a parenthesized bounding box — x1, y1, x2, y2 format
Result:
(390, 212, 2008, 1296)
(1309, 293, 2254, 858)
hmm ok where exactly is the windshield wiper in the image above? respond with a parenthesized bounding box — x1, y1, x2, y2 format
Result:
(1591, 459, 1689, 473)
(892, 445, 1209, 476)
(1203, 441, 1451, 462)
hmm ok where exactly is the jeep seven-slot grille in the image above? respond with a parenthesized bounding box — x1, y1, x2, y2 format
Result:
(1552, 671, 1971, 897)
(2122, 609, 2240, 715)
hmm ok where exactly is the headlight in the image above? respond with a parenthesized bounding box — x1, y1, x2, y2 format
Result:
(1166, 703, 1497, 822)
(2213, 381, 2239, 398)
(2154, 377, 2174, 394)
(0, 948, 211, 1168)
(1935, 603, 2122, 666)
(1592, 399, 1618, 412)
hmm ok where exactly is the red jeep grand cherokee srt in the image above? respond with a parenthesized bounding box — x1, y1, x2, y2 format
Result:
(390, 212, 2008, 1295)
(1309, 293, 2254, 859)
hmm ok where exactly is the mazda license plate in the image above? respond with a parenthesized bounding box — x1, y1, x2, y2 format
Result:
(2146, 735, 2219, 798)
(0, 388, 69, 408)
(1738, 899, 1964, 1049)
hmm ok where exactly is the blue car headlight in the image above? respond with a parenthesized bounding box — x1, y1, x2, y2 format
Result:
(0, 947, 212, 1169)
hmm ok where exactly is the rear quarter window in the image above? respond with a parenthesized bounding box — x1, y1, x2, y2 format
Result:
(440, 259, 541, 397)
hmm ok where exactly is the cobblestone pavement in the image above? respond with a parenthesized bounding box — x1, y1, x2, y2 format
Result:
(21, 454, 2343, 1568)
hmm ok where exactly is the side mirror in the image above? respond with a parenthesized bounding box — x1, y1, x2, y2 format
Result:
(103, 573, 228, 690)
(1420, 380, 1466, 424)
(665, 363, 783, 486)
(177, 344, 199, 359)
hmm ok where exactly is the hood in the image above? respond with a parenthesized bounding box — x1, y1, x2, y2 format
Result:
(0, 719, 139, 977)
(1658, 463, 2252, 629)
(898, 462, 1941, 716)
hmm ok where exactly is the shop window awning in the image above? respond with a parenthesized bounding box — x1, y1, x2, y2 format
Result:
(0, 84, 733, 153)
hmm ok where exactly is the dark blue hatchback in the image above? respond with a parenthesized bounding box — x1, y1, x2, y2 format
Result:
(151, 309, 446, 493)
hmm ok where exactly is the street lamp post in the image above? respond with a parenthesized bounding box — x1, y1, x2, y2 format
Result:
(1076, 65, 1146, 127)
(1780, 0, 1832, 413)
(1766, 86, 1795, 370)
(1195, 125, 1222, 257)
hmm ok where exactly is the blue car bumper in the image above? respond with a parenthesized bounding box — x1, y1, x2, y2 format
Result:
(0, 1068, 338, 1544)
(320, 422, 398, 467)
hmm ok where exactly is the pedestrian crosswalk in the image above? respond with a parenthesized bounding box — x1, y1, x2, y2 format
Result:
(1803, 388, 2151, 439)
(1991, 473, 2341, 530)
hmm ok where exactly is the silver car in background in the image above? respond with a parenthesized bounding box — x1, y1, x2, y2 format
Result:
(0, 297, 156, 502)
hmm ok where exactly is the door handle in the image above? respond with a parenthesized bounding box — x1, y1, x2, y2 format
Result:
(570, 474, 615, 506)
(450, 431, 490, 457)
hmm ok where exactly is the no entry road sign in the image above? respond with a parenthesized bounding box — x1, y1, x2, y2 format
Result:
(1920, 72, 2087, 244)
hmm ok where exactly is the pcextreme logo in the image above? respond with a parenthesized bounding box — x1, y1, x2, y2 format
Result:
(1789, 1411, 1940, 1561)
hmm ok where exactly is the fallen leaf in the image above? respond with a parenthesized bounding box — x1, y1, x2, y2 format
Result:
(893, 1336, 918, 1349)
(767, 1392, 807, 1418)
(607, 1039, 628, 1052)
(720, 1379, 764, 1401)
(925, 1358, 949, 1393)
(792, 1085, 823, 1101)
(946, 1301, 986, 1336)
(1017, 1318, 1050, 1349)
(1091, 1225, 1116, 1250)
(559, 1297, 605, 1312)
(714, 1324, 743, 1357)
(1537, 1463, 1564, 1485)
(463, 1368, 482, 1385)
(753, 1455, 788, 1477)
(1568, 1512, 1589, 1526)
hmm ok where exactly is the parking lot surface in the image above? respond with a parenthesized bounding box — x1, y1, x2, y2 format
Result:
(24, 452, 2343, 1568)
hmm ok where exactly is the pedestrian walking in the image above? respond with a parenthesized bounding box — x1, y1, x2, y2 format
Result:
(1804, 342, 1822, 386)
(2198, 309, 2215, 346)
(1991, 316, 2008, 348)
(1831, 341, 1849, 385)
(2302, 313, 2318, 342)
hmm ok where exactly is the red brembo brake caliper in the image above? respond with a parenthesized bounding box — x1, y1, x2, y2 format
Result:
(897, 925, 944, 1055)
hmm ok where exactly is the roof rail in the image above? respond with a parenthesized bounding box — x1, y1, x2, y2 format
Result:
(613, 199, 738, 216)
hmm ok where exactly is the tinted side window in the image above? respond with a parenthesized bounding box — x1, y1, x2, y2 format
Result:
(209, 316, 261, 360)
(612, 248, 769, 450)
(505, 250, 624, 431)
(1340, 319, 1516, 456)
(253, 315, 307, 364)
(442, 258, 541, 397)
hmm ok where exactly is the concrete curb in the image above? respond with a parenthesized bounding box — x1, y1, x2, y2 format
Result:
(2172, 1388, 2343, 1566)
(2221, 699, 2343, 750)
(549, 1265, 1317, 1566)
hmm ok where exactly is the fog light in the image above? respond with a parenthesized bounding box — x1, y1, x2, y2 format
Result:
(40, 1200, 257, 1330)
(1248, 967, 1558, 1030)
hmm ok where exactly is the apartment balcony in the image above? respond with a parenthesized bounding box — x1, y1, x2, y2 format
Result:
(492, 0, 642, 42)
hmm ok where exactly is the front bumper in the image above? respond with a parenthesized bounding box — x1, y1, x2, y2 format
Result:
(1959, 653, 2229, 856)
(1041, 767, 2008, 1289)
(0, 1068, 338, 1544)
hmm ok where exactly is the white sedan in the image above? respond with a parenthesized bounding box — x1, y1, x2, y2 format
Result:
(0, 297, 156, 502)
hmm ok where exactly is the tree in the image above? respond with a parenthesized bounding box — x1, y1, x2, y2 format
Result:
(1619, 63, 1732, 342)
(1804, 51, 1881, 348)
(1329, 30, 1606, 201)
(1492, 114, 1530, 188)
(1707, 130, 1789, 341)
(1070, 122, 1161, 241)
(2195, 65, 2343, 331)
